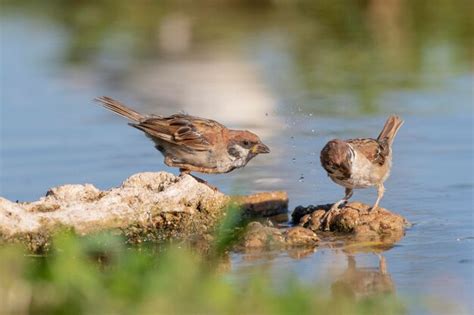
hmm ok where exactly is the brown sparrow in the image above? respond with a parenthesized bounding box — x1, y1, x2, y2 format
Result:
(320, 115, 403, 230)
(95, 96, 270, 178)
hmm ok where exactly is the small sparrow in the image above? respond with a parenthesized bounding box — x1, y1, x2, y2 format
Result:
(320, 115, 403, 230)
(95, 96, 270, 180)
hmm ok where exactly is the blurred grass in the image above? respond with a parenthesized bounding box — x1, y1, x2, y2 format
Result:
(0, 206, 405, 315)
(0, 231, 405, 315)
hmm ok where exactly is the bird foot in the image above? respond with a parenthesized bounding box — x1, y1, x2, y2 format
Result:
(320, 202, 342, 231)
(180, 172, 219, 192)
(368, 205, 379, 213)
(202, 181, 220, 192)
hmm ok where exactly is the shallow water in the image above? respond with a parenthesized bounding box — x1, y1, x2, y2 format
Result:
(1, 2, 473, 314)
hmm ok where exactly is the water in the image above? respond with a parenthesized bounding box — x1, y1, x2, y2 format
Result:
(1, 2, 473, 313)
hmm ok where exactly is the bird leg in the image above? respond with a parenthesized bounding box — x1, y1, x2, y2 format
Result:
(321, 188, 353, 231)
(179, 168, 190, 176)
(377, 254, 388, 275)
(179, 168, 219, 192)
(347, 255, 356, 271)
(370, 184, 385, 211)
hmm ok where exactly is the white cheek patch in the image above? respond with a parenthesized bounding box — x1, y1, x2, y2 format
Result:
(229, 145, 249, 160)
(229, 144, 250, 168)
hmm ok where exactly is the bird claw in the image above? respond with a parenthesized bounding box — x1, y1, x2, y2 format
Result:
(320, 203, 341, 231)
(203, 182, 220, 192)
(368, 205, 379, 213)
(183, 173, 220, 192)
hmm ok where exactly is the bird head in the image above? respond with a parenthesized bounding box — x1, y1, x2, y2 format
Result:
(227, 130, 270, 165)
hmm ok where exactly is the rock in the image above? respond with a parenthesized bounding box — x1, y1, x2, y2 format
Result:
(234, 191, 288, 218)
(240, 222, 285, 249)
(284, 226, 320, 246)
(292, 202, 409, 243)
(296, 209, 327, 231)
(0, 172, 289, 251)
(238, 222, 319, 250)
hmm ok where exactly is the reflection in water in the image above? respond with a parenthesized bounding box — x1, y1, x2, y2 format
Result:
(332, 254, 395, 300)
(318, 230, 398, 254)
(241, 246, 317, 263)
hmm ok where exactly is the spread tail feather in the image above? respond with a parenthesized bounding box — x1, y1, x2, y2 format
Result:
(377, 115, 404, 145)
(95, 96, 144, 122)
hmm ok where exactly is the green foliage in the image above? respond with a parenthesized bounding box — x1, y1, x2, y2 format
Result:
(1, 0, 471, 114)
(0, 230, 405, 315)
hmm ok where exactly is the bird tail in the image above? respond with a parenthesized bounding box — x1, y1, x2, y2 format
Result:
(377, 115, 404, 145)
(95, 96, 144, 122)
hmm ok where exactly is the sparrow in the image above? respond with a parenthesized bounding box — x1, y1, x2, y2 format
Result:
(95, 97, 270, 181)
(320, 115, 403, 230)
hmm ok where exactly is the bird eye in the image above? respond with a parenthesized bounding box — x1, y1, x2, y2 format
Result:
(242, 140, 250, 147)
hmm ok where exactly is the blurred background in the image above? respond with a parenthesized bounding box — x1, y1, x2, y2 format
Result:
(1, 0, 473, 314)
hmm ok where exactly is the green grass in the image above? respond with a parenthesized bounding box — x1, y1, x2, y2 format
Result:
(0, 229, 405, 315)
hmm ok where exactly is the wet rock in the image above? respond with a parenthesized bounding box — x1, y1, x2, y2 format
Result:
(240, 222, 285, 249)
(292, 202, 409, 243)
(238, 222, 319, 250)
(234, 191, 288, 218)
(284, 226, 320, 247)
(0, 172, 289, 251)
(296, 209, 327, 231)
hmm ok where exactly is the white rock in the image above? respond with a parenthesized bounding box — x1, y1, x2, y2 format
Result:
(0, 172, 225, 238)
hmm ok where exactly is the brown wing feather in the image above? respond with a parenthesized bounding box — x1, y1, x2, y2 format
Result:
(96, 96, 225, 152)
(347, 138, 388, 165)
(320, 140, 352, 180)
(130, 114, 224, 152)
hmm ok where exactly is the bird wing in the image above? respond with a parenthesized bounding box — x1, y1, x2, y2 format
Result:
(347, 138, 388, 165)
(320, 141, 352, 180)
(130, 114, 224, 152)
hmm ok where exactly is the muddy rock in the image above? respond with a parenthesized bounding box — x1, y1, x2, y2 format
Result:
(0, 172, 289, 251)
(234, 191, 288, 218)
(240, 222, 286, 249)
(293, 202, 409, 243)
(239, 222, 319, 250)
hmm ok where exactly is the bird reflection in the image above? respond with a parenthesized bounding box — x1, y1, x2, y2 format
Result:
(332, 254, 395, 300)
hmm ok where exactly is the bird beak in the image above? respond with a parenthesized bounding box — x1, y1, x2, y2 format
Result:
(251, 143, 270, 154)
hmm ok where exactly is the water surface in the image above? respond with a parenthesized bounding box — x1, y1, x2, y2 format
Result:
(1, 2, 473, 313)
